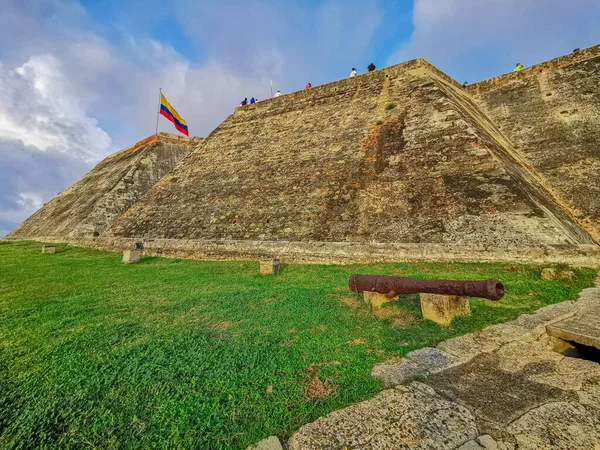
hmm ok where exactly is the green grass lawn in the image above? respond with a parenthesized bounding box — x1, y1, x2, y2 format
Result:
(0, 241, 596, 449)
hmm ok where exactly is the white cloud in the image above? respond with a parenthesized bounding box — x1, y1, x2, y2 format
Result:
(388, 0, 600, 83)
(0, 55, 112, 161)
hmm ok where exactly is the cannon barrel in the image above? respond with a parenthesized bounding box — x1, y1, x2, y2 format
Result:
(349, 274, 504, 301)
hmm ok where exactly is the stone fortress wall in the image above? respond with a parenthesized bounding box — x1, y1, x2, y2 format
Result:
(7, 132, 201, 239)
(6, 46, 600, 265)
(468, 45, 600, 242)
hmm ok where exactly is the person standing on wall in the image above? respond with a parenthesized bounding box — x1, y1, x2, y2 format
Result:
(515, 63, 524, 72)
(274, 90, 282, 97)
(305, 83, 312, 89)
(350, 68, 357, 77)
(367, 63, 376, 72)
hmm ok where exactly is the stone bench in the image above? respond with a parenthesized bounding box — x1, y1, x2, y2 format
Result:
(41, 245, 56, 254)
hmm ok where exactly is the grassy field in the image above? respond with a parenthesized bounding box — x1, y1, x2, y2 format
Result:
(0, 241, 596, 449)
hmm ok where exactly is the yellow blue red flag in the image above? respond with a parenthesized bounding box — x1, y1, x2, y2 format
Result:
(159, 93, 189, 136)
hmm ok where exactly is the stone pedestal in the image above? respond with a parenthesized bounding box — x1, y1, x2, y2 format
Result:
(122, 249, 141, 264)
(420, 293, 470, 325)
(364, 291, 393, 310)
(260, 259, 280, 275)
(41, 245, 56, 254)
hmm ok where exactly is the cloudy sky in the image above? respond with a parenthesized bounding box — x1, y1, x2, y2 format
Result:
(1, 0, 599, 236)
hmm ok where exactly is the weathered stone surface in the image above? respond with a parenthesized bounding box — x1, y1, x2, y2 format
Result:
(246, 436, 283, 450)
(530, 354, 600, 391)
(547, 304, 600, 349)
(515, 301, 576, 330)
(506, 402, 600, 449)
(363, 291, 391, 310)
(476, 322, 533, 346)
(259, 258, 280, 275)
(456, 441, 483, 450)
(405, 347, 459, 373)
(436, 322, 533, 363)
(437, 333, 491, 361)
(8, 236, 599, 266)
(8, 133, 199, 239)
(427, 352, 574, 426)
(41, 245, 56, 254)
(371, 358, 426, 388)
(420, 293, 470, 325)
(494, 340, 564, 374)
(476, 435, 498, 450)
(470, 45, 600, 242)
(288, 382, 477, 450)
(122, 249, 141, 264)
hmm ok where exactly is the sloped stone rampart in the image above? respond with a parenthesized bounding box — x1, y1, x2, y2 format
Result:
(471, 45, 600, 242)
(7, 133, 200, 239)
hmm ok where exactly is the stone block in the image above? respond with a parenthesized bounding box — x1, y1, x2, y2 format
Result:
(405, 347, 460, 373)
(259, 259, 280, 275)
(246, 436, 283, 450)
(122, 249, 141, 264)
(363, 291, 391, 309)
(457, 440, 484, 450)
(476, 435, 499, 450)
(371, 358, 426, 387)
(41, 245, 56, 254)
(420, 293, 470, 325)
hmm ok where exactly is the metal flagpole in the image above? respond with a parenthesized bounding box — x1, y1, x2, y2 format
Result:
(270, 80, 273, 98)
(155, 88, 162, 134)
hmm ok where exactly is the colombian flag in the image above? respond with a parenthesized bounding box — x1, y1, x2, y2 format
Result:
(159, 93, 189, 136)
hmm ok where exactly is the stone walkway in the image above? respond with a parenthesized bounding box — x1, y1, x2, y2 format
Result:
(286, 278, 600, 449)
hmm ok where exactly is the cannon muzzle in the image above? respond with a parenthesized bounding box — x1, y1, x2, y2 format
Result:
(349, 274, 504, 301)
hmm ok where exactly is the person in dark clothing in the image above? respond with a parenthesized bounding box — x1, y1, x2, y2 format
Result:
(250, 97, 256, 104)
(367, 62, 376, 72)
(241, 98, 248, 106)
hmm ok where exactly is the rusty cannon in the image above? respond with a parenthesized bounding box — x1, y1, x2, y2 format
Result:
(348, 274, 504, 301)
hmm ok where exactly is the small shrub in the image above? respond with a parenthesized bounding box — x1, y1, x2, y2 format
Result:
(385, 103, 396, 111)
(376, 120, 384, 126)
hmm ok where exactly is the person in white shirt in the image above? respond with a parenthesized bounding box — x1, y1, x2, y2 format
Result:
(274, 90, 282, 97)
(350, 68, 357, 77)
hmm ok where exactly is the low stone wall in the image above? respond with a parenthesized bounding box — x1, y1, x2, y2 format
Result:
(3, 237, 599, 267)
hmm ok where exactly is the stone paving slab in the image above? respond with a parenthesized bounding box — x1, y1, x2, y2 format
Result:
(288, 383, 478, 450)
(547, 305, 600, 349)
(426, 352, 576, 426)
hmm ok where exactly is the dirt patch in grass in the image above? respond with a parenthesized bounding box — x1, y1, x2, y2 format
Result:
(210, 321, 234, 331)
(373, 306, 416, 327)
(304, 367, 336, 400)
(347, 338, 366, 345)
(340, 296, 362, 309)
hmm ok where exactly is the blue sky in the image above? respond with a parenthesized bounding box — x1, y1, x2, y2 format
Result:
(1, 0, 599, 235)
